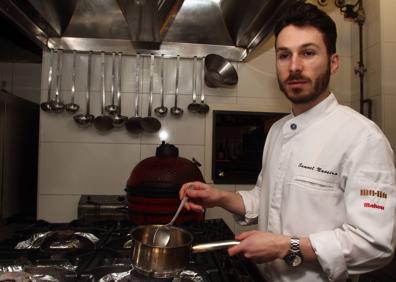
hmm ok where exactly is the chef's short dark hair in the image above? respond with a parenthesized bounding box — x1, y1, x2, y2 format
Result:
(274, 2, 337, 55)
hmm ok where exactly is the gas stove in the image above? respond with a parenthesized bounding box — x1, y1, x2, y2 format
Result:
(0, 219, 265, 281)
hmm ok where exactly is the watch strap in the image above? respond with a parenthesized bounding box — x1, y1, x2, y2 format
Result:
(283, 237, 303, 266)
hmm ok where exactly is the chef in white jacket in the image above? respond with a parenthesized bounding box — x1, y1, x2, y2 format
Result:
(180, 2, 396, 282)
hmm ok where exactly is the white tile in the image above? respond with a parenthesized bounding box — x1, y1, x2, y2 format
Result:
(237, 64, 279, 99)
(383, 95, 396, 148)
(347, 53, 361, 98)
(38, 142, 141, 195)
(330, 55, 352, 94)
(236, 96, 290, 112)
(365, 70, 381, 99)
(381, 0, 396, 43)
(334, 90, 353, 107)
(203, 94, 237, 105)
(245, 48, 276, 75)
(333, 14, 353, 57)
(382, 42, 396, 94)
(365, 43, 381, 75)
(140, 144, 157, 160)
(365, 0, 380, 26)
(368, 95, 383, 128)
(203, 83, 238, 98)
(118, 55, 134, 93)
(39, 94, 141, 144)
(349, 98, 360, 113)
(364, 17, 380, 49)
(156, 56, 195, 96)
(139, 94, 206, 145)
(37, 195, 81, 223)
(41, 51, 51, 92)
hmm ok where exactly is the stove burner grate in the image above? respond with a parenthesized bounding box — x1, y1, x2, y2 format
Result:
(0, 219, 265, 282)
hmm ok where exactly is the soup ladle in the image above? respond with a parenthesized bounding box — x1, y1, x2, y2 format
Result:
(40, 49, 54, 112)
(105, 52, 119, 115)
(152, 185, 192, 247)
(49, 49, 65, 113)
(140, 54, 161, 132)
(73, 51, 94, 127)
(170, 55, 183, 117)
(125, 54, 144, 134)
(198, 57, 210, 114)
(154, 54, 168, 117)
(65, 50, 80, 113)
(187, 56, 201, 113)
(112, 52, 128, 128)
(94, 52, 114, 131)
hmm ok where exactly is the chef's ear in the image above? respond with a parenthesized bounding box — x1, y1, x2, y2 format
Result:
(330, 53, 339, 74)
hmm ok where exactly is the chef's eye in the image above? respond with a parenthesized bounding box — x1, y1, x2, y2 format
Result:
(277, 52, 290, 60)
(302, 50, 316, 57)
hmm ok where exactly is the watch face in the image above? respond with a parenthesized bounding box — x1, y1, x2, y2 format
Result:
(292, 255, 302, 267)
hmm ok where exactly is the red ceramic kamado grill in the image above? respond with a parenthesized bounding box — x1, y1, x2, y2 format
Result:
(125, 141, 204, 224)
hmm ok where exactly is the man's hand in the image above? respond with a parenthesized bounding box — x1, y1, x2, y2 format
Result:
(179, 181, 223, 213)
(228, 231, 290, 263)
(179, 181, 246, 216)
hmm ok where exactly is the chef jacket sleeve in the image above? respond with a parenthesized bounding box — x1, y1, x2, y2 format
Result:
(233, 169, 262, 225)
(309, 133, 396, 281)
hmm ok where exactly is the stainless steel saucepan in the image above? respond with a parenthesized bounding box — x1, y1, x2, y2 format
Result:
(130, 225, 239, 278)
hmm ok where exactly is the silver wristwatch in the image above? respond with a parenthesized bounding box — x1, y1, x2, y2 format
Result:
(283, 237, 304, 267)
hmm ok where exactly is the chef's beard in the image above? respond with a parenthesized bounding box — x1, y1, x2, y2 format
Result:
(277, 61, 331, 104)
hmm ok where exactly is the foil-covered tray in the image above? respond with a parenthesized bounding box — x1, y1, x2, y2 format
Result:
(15, 231, 99, 250)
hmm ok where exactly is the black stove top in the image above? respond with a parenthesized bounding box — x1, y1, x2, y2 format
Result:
(0, 219, 264, 281)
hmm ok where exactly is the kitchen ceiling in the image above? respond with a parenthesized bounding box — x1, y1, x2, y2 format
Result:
(0, 0, 299, 61)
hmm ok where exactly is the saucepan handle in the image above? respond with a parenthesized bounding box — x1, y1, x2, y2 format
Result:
(192, 240, 240, 253)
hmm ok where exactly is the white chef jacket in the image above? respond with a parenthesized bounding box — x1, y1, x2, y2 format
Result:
(237, 93, 396, 282)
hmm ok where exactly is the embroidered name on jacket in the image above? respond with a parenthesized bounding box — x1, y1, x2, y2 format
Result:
(360, 189, 387, 199)
(298, 163, 338, 176)
(364, 202, 385, 210)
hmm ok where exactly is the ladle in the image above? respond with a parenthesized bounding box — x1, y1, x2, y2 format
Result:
(140, 54, 161, 132)
(105, 52, 119, 115)
(50, 49, 65, 113)
(170, 55, 183, 117)
(94, 52, 114, 131)
(152, 188, 191, 247)
(154, 54, 168, 117)
(40, 49, 54, 112)
(187, 56, 200, 113)
(112, 52, 128, 127)
(73, 52, 95, 127)
(65, 50, 80, 113)
(125, 54, 144, 134)
(198, 57, 210, 114)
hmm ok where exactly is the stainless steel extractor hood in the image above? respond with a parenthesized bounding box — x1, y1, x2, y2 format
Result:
(0, 0, 299, 61)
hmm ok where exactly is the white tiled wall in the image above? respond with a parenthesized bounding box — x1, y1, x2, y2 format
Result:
(381, 0, 396, 150)
(37, 11, 357, 233)
(363, 0, 396, 150)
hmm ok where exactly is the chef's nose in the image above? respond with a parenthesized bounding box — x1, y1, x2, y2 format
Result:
(289, 54, 303, 73)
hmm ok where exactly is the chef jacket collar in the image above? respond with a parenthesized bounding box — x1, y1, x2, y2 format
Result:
(282, 93, 338, 137)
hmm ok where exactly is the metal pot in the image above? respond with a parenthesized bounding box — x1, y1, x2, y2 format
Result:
(130, 225, 239, 278)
